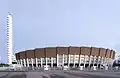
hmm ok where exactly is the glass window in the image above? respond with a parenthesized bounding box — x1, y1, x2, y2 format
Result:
(47, 58, 51, 62)
(53, 58, 56, 63)
(33, 59, 36, 63)
(42, 58, 45, 62)
(29, 59, 31, 64)
(81, 59, 84, 63)
(64, 54, 68, 63)
(70, 54, 74, 63)
(37, 58, 41, 63)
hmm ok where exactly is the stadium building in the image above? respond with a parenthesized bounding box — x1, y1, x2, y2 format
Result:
(15, 46, 115, 68)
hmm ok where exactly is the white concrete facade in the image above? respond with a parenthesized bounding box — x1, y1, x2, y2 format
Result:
(17, 54, 114, 68)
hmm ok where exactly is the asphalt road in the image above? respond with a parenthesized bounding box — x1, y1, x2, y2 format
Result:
(0, 70, 120, 78)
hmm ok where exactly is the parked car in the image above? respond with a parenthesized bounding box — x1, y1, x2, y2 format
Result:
(9, 64, 23, 70)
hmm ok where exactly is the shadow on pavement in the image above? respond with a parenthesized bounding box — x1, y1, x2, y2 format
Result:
(64, 72, 120, 78)
(50, 75, 67, 78)
(0, 74, 26, 78)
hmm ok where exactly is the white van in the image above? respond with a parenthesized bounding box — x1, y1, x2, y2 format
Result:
(44, 65, 50, 70)
(63, 66, 69, 70)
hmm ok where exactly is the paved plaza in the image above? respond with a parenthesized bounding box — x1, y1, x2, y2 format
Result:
(0, 70, 120, 78)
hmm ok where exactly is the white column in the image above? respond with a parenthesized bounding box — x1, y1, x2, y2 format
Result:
(51, 57, 53, 67)
(23, 59, 26, 67)
(57, 54, 59, 67)
(79, 55, 81, 67)
(68, 54, 70, 67)
(31, 58, 33, 67)
(73, 54, 76, 67)
(93, 56, 95, 67)
(26, 58, 29, 67)
(97, 56, 100, 68)
(20, 59, 23, 66)
(63, 54, 64, 66)
(46, 57, 47, 66)
(36, 58, 38, 67)
(41, 58, 43, 67)
(84, 55, 86, 68)
(94, 56, 97, 70)
(100, 57, 103, 68)
(89, 56, 91, 68)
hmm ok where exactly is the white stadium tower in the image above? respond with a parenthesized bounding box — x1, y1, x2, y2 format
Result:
(7, 13, 13, 65)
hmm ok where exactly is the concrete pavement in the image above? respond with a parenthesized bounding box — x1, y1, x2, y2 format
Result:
(0, 70, 120, 78)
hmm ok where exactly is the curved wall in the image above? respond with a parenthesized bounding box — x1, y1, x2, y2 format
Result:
(15, 46, 115, 60)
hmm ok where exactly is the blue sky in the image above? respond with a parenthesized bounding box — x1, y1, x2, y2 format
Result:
(0, 0, 120, 63)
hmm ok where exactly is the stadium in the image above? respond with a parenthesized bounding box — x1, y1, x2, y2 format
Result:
(15, 46, 115, 68)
